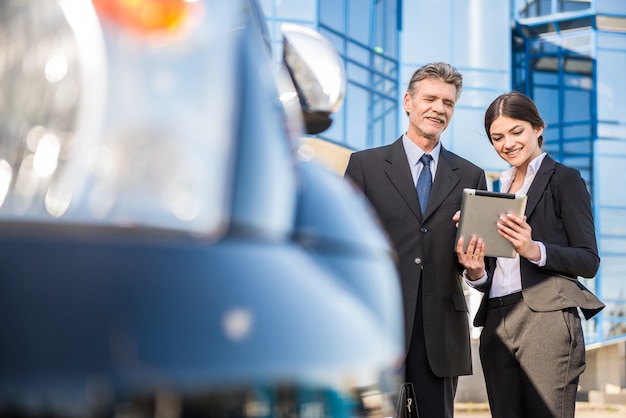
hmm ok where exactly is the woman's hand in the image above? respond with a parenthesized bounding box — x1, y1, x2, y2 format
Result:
(497, 213, 541, 262)
(452, 210, 461, 227)
(456, 235, 485, 281)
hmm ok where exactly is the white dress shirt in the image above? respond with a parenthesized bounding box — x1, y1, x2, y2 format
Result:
(402, 133, 441, 187)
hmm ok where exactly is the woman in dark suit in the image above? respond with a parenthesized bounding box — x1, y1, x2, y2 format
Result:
(456, 91, 604, 418)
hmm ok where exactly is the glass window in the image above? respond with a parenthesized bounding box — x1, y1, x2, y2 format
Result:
(533, 87, 560, 125)
(558, 17, 592, 32)
(319, 0, 399, 150)
(597, 50, 626, 125)
(320, 0, 345, 32)
(373, 72, 395, 98)
(597, 139, 626, 155)
(383, 101, 399, 145)
(275, 0, 316, 19)
(531, 55, 559, 72)
(532, 69, 559, 85)
(598, 32, 626, 50)
(375, 0, 398, 58)
(345, 83, 369, 150)
(601, 237, 626, 253)
(599, 207, 626, 236)
(558, 0, 592, 13)
(564, 73, 592, 89)
(561, 32, 593, 55)
(348, 0, 371, 45)
(598, 156, 626, 207)
(371, 95, 396, 147)
(530, 37, 559, 54)
(513, 46, 528, 92)
(347, 62, 370, 87)
(562, 139, 592, 156)
(347, 42, 370, 64)
(518, 0, 552, 18)
(517, 0, 593, 17)
(597, 0, 626, 14)
(598, 123, 626, 140)
(563, 124, 592, 139)
(564, 89, 591, 122)
(598, 254, 626, 303)
(373, 56, 398, 86)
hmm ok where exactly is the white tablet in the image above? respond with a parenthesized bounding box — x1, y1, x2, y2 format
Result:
(456, 188, 528, 258)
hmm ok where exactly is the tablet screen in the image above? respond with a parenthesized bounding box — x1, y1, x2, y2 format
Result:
(456, 188, 527, 258)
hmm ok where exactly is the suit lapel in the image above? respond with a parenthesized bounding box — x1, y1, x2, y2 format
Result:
(524, 155, 556, 218)
(424, 146, 460, 219)
(384, 138, 421, 220)
(383, 141, 461, 221)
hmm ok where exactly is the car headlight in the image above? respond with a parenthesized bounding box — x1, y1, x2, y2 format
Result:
(0, 0, 242, 238)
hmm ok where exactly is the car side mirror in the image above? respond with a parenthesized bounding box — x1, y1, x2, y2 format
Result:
(280, 23, 346, 135)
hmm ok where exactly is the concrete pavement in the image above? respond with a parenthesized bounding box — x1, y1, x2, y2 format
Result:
(454, 402, 626, 417)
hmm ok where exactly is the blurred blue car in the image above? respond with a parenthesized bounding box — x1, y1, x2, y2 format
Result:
(0, 0, 404, 416)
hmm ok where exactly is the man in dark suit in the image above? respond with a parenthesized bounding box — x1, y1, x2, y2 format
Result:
(344, 62, 487, 418)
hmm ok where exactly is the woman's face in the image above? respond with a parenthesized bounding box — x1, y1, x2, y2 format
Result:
(488, 115, 543, 168)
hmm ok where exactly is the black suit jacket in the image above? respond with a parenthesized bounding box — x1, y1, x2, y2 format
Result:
(345, 138, 486, 377)
(472, 155, 604, 327)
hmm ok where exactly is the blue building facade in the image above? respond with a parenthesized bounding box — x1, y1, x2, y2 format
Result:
(511, 0, 626, 344)
(261, 0, 626, 346)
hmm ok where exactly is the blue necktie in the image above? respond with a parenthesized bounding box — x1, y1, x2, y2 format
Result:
(416, 154, 433, 216)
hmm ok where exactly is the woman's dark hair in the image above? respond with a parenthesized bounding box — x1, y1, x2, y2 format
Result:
(484, 91, 545, 146)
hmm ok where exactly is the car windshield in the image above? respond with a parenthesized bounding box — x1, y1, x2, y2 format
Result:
(0, 0, 249, 238)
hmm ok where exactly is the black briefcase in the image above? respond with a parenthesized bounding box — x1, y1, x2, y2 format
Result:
(395, 382, 419, 418)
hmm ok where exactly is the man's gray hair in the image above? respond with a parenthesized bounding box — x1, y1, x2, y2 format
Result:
(406, 62, 463, 102)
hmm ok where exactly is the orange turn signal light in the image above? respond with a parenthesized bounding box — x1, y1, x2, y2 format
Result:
(92, 0, 199, 35)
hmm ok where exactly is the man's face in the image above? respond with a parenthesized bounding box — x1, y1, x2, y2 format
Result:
(403, 78, 457, 141)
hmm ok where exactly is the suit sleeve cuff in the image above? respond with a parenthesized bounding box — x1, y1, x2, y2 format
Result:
(463, 270, 488, 288)
(529, 241, 547, 267)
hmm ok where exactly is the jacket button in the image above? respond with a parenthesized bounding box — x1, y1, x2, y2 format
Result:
(421, 227, 428, 233)
(414, 258, 421, 264)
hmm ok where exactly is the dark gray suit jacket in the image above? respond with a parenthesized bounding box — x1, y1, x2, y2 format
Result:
(472, 155, 604, 327)
(345, 138, 486, 377)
